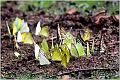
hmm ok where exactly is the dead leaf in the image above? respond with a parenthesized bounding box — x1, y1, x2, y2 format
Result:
(92, 10, 109, 24)
(67, 8, 76, 14)
(62, 75, 70, 80)
(111, 15, 119, 22)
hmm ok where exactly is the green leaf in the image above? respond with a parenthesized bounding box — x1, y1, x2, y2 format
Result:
(75, 41, 85, 57)
(40, 1, 54, 8)
(70, 43, 79, 57)
(51, 47, 62, 61)
(39, 26, 49, 37)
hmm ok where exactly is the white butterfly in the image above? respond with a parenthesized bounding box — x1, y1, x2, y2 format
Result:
(16, 20, 29, 42)
(35, 21, 41, 35)
(17, 31, 22, 42)
(39, 50, 51, 65)
(34, 44, 50, 65)
(20, 22, 29, 33)
(34, 43, 40, 60)
(14, 18, 29, 33)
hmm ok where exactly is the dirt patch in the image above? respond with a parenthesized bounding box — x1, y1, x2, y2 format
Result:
(1, 1, 119, 79)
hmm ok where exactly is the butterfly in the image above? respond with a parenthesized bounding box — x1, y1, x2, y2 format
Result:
(39, 50, 51, 65)
(60, 44, 70, 63)
(70, 43, 79, 57)
(63, 32, 76, 49)
(17, 31, 22, 42)
(20, 22, 29, 33)
(17, 32, 33, 44)
(35, 21, 49, 37)
(13, 17, 29, 35)
(51, 46, 62, 61)
(69, 40, 85, 57)
(12, 17, 32, 44)
(75, 40, 85, 57)
(81, 28, 92, 42)
(34, 43, 50, 65)
(35, 21, 41, 35)
(40, 39, 50, 58)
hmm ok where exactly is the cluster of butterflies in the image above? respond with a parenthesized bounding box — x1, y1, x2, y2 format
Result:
(12, 17, 50, 65)
(7, 17, 93, 68)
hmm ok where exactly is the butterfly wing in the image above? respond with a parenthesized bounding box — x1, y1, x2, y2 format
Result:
(41, 39, 49, 54)
(35, 21, 41, 35)
(60, 45, 70, 63)
(70, 43, 79, 57)
(20, 22, 29, 33)
(39, 26, 49, 37)
(12, 17, 23, 35)
(22, 32, 33, 44)
(61, 54, 67, 68)
(34, 44, 40, 60)
(39, 50, 51, 65)
(12, 23, 18, 36)
(17, 31, 22, 42)
(75, 42, 85, 57)
(81, 28, 91, 41)
(51, 48, 62, 61)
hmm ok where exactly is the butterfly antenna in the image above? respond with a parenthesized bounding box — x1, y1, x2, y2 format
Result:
(51, 33, 54, 49)
(57, 24, 62, 45)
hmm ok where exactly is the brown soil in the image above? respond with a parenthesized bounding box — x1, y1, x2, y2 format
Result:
(1, 1, 119, 79)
